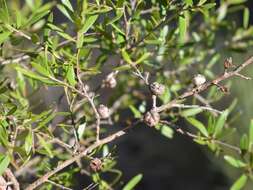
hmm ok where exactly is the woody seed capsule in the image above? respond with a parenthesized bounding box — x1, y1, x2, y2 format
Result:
(103, 72, 117, 88)
(97, 104, 110, 119)
(90, 158, 102, 172)
(144, 110, 160, 127)
(149, 82, 165, 96)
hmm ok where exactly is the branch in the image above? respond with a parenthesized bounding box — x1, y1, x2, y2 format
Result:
(25, 125, 131, 190)
(157, 56, 253, 112)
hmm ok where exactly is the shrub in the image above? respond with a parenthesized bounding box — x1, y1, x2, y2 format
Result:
(0, 0, 253, 189)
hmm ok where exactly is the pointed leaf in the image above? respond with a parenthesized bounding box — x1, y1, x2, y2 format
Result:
(123, 174, 143, 190)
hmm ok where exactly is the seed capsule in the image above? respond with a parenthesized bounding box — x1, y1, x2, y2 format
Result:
(97, 104, 110, 119)
(144, 110, 160, 127)
(90, 158, 102, 172)
(149, 82, 165, 96)
(103, 72, 117, 88)
(193, 74, 206, 87)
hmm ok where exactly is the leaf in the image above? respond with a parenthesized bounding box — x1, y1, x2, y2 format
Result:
(185, 0, 193, 6)
(0, 31, 11, 45)
(129, 105, 141, 118)
(80, 14, 99, 34)
(156, 125, 174, 139)
(25, 0, 35, 9)
(25, 130, 33, 154)
(243, 8, 249, 29)
(66, 64, 77, 86)
(25, 2, 54, 27)
(240, 134, 248, 152)
(37, 134, 53, 158)
(186, 117, 209, 137)
(181, 108, 203, 117)
(77, 31, 84, 48)
(31, 62, 51, 77)
(178, 15, 187, 44)
(198, 0, 208, 5)
(57, 4, 74, 22)
(0, 155, 10, 176)
(135, 53, 151, 64)
(15, 67, 56, 85)
(213, 110, 229, 137)
(224, 155, 246, 168)
(0, 123, 8, 147)
(106, 10, 123, 25)
(47, 23, 75, 42)
(77, 122, 86, 139)
(123, 174, 143, 190)
(228, 0, 247, 5)
(203, 3, 216, 10)
(0, 0, 9, 24)
(249, 119, 253, 150)
(61, 0, 73, 12)
(230, 174, 247, 190)
(217, 3, 227, 21)
(121, 49, 132, 64)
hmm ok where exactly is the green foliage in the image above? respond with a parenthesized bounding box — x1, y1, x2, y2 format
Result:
(0, 0, 253, 189)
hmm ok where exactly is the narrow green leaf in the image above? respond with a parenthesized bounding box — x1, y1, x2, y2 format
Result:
(185, 0, 193, 6)
(203, 3, 216, 10)
(243, 8, 249, 29)
(224, 155, 246, 168)
(230, 174, 247, 190)
(15, 67, 56, 85)
(0, 31, 11, 45)
(181, 108, 203, 117)
(135, 53, 151, 64)
(178, 15, 187, 44)
(66, 64, 77, 86)
(61, 0, 73, 12)
(0, 0, 9, 23)
(213, 110, 229, 137)
(0, 155, 10, 176)
(186, 117, 209, 137)
(80, 14, 99, 34)
(228, 0, 247, 5)
(57, 4, 74, 22)
(121, 49, 132, 64)
(240, 134, 248, 151)
(106, 10, 123, 25)
(77, 123, 86, 139)
(37, 134, 53, 158)
(156, 125, 174, 139)
(110, 23, 125, 36)
(77, 31, 84, 48)
(249, 119, 253, 150)
(25, 130, 33, 154)
(31, 62, 51, 77)
(129, 105, 141, 118)
(123, 174, 143, 190)
(198, 0, 208, 5)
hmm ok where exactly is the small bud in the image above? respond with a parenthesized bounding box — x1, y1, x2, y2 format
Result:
(224, 57, 234, 69)
(149, 82, 165, 96)
(90, 158, 102, 172)
(193, 74, 206, 87)
(97, 104, 110, 119)
(84, 84, 90, 92)
(144, 110, 160, 127)
(103, 72, 117, 88)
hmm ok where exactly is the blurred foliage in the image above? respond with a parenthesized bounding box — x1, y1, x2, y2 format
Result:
(0, 0, 253, 189)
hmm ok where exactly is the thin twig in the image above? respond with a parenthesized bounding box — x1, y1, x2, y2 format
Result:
(157, 56, 253, 112)
(46, 180, 73, 190)
(171, 103, 223, 114)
